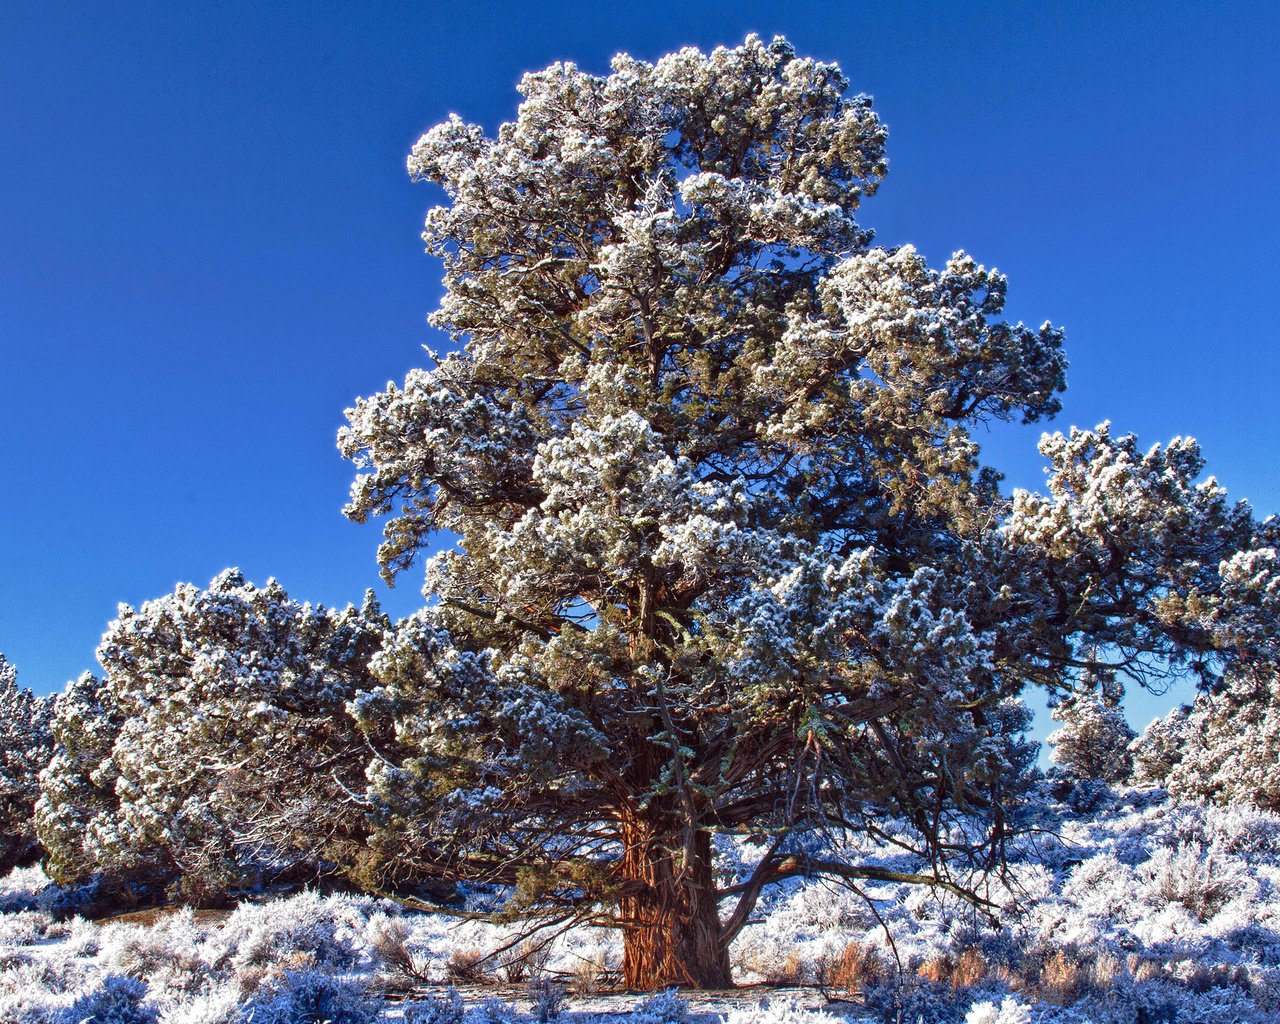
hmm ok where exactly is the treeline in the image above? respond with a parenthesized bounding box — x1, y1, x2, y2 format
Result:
(1, 562, 1277, 907)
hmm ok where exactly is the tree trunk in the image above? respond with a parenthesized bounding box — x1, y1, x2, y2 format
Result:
(617, 810, 733, 990)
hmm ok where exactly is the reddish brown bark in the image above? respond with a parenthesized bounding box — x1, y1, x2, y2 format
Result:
(617, 810, 733, 990)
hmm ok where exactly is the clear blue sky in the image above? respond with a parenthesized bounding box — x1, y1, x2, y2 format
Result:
(3, 2, 1277, 742)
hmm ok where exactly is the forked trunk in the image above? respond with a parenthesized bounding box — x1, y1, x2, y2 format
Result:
(617, 811, 733, 989)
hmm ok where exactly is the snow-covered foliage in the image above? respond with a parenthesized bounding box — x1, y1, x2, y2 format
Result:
(326, 32, 1280, 989)
(0, 654, 54, 873)
(965, 997, 1032, 1024)
(1132, 663, 1280, 810)
(334, 33, 1084, 989)
(1045, 672, 1135, 783)
(6, 787, 1279, 1021)
(35, 571, 389, 900)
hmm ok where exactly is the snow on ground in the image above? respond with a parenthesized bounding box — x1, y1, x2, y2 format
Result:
(1, 787, 1278, 1022)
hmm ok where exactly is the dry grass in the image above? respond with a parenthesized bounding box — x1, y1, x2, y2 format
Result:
(368, 918, 430, 986)
(1041, 950, 1084, 1004)
(912, 948, 987, 991)
(1090, 952, 1125, 991)
(823, 939, 887, 996)
(951, 948, 987, 989)
(445, 946, 494, 985)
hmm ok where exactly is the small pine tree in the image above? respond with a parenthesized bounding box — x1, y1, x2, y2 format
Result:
(1151, 666, 1280, 809)
(0, 654, 54, 872)
(1046, 666, 1136, 783)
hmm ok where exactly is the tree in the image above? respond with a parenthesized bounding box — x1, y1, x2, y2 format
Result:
(37, 668, 172, 896)
(338, 36, 1276, 988)
(36, 570, 387, 901)
(1045, 666, 1135, 783)
(1132, 662, 1280, 809)
(0, 654, 54, 872)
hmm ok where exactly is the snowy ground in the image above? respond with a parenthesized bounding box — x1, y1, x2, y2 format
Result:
(2, 786, 1278, 1023)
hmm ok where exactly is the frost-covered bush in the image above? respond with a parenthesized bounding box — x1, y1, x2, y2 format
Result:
(1141, 841, 1254, 923)
(63, 974, 158, 1024)
(0, 909, 68, 947)
(0, 864, 66, 914)
(153, 984, 244, 1024)
(1202, 803, 1280, 854)
(723, 1000, 844, 1024)
(965, 996, 1031, 1024)
(631, 988, 689, 1024)
(219, 891, 371, 971)
(99, 910, 215, 1001)
(472, 997, 520, 1024)
(402, 986, 463, 1024)
(527, 974, 566, 1022)
(36, 572, 388, 899)
(230, 970, 377, 1024)
(0, 959, 85, 1024)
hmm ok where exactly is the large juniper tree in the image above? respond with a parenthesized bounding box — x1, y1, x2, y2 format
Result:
(339, 36, 1278, 988)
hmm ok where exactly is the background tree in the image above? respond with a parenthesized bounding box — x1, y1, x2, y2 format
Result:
(36, 570, 387, 902)
(339, 36, 1276, 988)
(1131, 663, 1280, 809)
(0, 654, 54, 872)
(1045, 666, 1135, 783)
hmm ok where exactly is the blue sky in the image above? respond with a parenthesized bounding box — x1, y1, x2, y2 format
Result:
(2, 2, 1277, 741)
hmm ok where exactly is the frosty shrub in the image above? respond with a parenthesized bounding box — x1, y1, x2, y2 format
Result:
(0, 864, 65, 914)
(0, 960, 82, 1024)
(152, 984, 243, 1024)
(98, 911, 214, 1001)
(527, 974, 567, 1022)
(1202, 803, 1280, 854)
(723, 1000, 844, 1024)
(63, 974, 158, 1024)
(964, 996, 1031, 1024)
(444, 946, 492, 984)
(220, 892, 366, 971)
(864, 976, 965, 1024)
(0, 909, 67, 947)
(0, 653, 54, 873)
(402, 986, 464, 1024)
(36, 572, 388, 899)
(366, 913, 430, 985)
(631, 988, 689, 1024)
(1142, 841, 1253, 922)
(473, 997, 520, 1024)
(230, 970, 377, 1024)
